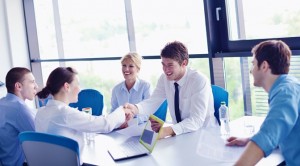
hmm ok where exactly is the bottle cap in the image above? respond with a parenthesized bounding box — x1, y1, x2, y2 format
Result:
(221, 101, 226, 105)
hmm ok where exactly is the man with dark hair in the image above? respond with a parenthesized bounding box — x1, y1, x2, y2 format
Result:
(0, 67, 38, 166)
(125, 41, 217, 139)
(226, 40, 300, 165)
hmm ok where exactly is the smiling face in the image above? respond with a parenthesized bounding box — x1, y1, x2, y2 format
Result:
(122, 58, 139, 82)
(18, 73, 38, 101)
(161, 57, 187, 81)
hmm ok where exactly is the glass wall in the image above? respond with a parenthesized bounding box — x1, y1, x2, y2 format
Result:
(30, 0, 210, 116)
(226, 0, 300, 40)
(39, 58, 210, 114)
(131, 0, 208, 55)
(25, 0, 300, 121)
(34, 0, 129, 59)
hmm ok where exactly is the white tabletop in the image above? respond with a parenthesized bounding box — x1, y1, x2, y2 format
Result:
(82, 116, 284, 166)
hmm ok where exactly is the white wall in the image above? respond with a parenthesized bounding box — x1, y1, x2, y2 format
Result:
(0, 0, 31, 97)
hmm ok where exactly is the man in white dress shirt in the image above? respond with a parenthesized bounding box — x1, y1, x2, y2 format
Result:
(125, 41, 218, 139)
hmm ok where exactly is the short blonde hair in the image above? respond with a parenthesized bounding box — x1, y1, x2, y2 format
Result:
(120, 52, 143, 70)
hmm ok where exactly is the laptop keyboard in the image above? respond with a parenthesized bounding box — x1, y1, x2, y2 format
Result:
(121, 141, 148, 156)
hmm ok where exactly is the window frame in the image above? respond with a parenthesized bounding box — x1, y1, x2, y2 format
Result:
(23, 0, 300, 117)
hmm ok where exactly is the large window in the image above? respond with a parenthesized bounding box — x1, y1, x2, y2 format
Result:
(226, 0, 300, 40)
(25, 0, 300, 120)
(132, 0, 208, 55)
(30, 0, 209, 114)
(39, 58, 210, 114)
(34, 0, 207, 59)
(34, 0, 128, 59)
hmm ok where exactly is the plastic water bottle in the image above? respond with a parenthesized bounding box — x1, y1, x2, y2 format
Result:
(219, 101, 230, 138)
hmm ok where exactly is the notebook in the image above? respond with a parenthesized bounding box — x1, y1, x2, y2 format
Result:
(108, 114, 164, 161)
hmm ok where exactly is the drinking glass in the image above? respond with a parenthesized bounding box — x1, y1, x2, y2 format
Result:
(244, 117, 255, 137)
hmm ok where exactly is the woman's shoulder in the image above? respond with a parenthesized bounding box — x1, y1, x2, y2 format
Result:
(138, 79, 151, 88)
(111, 81, 123, 91)
(139, 79, 150, 85)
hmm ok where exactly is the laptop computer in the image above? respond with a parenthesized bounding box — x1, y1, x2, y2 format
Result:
(108, 114, 164, 161)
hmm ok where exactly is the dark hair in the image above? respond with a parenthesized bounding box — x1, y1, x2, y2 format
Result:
(5, 67, 31, 94)
(37, 67, 78, 99)
(252, 40, 291, 74)
(161, 41, 189, 65)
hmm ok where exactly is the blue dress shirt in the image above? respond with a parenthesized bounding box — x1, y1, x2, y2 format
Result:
(251, 75, 300, 165)
(0, 93, 35, 166)
(111, 79, 151, 123)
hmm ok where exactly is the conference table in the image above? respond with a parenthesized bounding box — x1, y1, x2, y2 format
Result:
(82, 116, 284, 166)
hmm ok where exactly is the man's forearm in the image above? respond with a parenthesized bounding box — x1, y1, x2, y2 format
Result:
(235, 141, 264, 166)
(159, 126, 175, 139)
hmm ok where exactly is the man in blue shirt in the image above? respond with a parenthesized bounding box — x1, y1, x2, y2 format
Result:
(226, 40, 300, 165)
(0, 67, 38, 166)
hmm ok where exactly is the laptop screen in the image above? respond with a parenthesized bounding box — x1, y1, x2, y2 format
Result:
(139, 115, 164, 152)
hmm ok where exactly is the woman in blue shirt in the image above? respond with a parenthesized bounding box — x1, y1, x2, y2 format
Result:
(111, 52, 151, 126)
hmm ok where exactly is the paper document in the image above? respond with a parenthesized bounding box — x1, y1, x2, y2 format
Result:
(196, 128, 245, 162)
(116, 121, 145, 137)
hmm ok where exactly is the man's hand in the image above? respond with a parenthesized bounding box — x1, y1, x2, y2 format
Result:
(226, 136, 250, 146)
(158, 126, 175, 139)
(123, 103, 139, 115)
(123, 108, 134, 122)
(118, 108, 135, 129)
(149, 117, 162, 133)
(118, 122, 128, 129)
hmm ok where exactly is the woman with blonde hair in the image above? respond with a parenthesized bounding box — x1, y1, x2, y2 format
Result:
(111, 52, 151, 126)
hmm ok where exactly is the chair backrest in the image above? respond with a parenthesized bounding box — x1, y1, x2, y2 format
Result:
(37, 95, 52, 107)
(153, 100, 168, 121)
(211, 85, 229, 126)
(69, 89, 104, 116)
(19, 131, 80, 166)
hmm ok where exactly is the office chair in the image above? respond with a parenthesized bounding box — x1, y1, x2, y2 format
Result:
(153, 100, 168, 121)
(19, 131, 80, 166)
(69, 89, 104, 116)
(37, 95, 52, 107)
(211, 85, 229, 126)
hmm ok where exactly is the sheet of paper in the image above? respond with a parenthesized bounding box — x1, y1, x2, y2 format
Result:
(196, 128, 245, 162)
(127, 118, 138, 126)
(116, 122, 145, 137)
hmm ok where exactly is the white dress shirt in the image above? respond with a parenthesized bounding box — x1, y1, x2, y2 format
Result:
(137, 68, 217, 135)
(35, 100, 125, 163)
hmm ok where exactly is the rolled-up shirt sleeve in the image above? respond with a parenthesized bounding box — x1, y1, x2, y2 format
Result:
(251, 87, 299, 157)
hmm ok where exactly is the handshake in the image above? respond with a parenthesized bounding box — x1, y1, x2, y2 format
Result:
(119, 103, 139, 129)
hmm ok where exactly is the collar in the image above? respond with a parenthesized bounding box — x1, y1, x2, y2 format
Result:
(173, 68, 189, 87)
(47, 99, 68, 107)
(121, 78, 140, 92)
(269, 74, 287, 94)
(6, 93, 26, 105)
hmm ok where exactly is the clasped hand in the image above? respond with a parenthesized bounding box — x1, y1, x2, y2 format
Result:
(118, 104, 137, 129)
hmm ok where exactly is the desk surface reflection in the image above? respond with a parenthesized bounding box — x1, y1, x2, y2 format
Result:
(82, 116, 284, 166)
